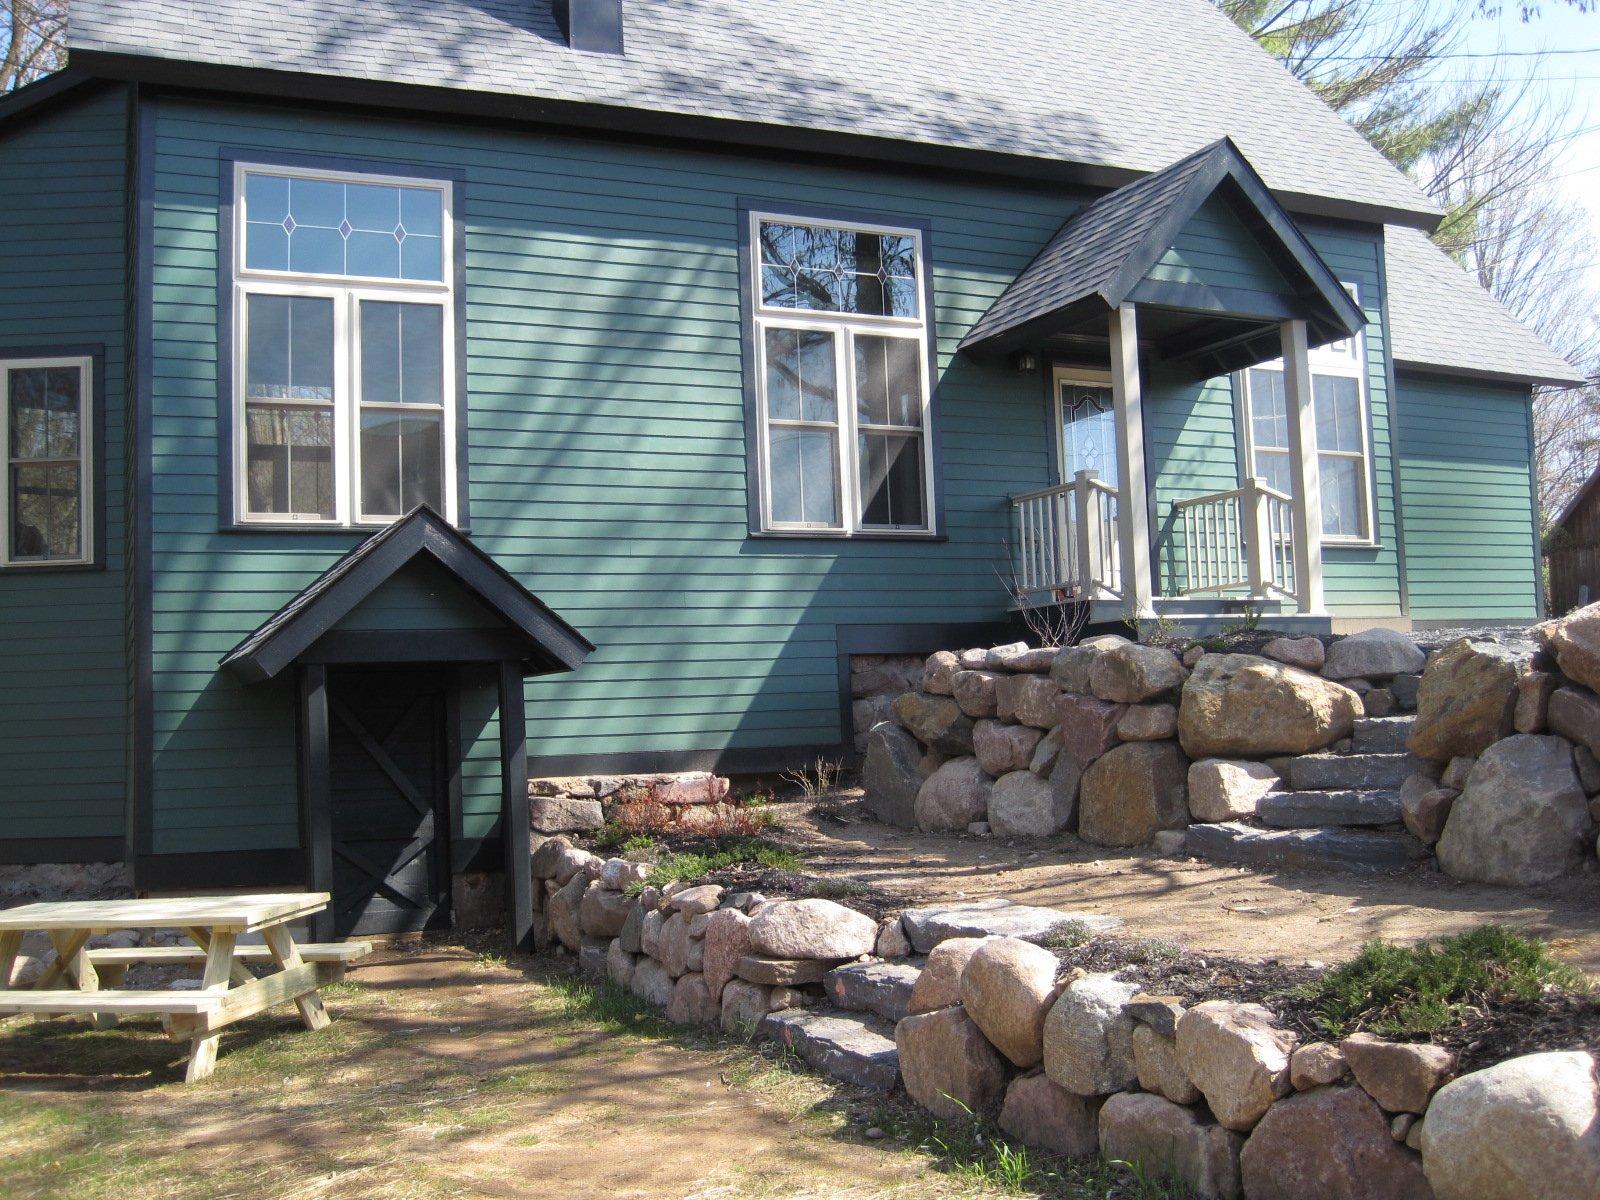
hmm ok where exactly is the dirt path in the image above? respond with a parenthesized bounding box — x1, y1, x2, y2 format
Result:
(787, 797, 1600, 973)
(1, 948, 954, 1200)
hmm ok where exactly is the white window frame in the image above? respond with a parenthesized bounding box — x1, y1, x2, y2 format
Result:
(1237, 292, 1376, 546)
(0, 354, 93, 568)
(232, 161, 457, 528)
(749, 210, 936, 536)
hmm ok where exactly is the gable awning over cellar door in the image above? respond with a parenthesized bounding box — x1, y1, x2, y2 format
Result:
(219, 506, 594, 683)
(961, 138, 1366, 374)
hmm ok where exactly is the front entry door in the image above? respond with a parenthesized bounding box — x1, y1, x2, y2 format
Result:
(327, 667, 451, 937)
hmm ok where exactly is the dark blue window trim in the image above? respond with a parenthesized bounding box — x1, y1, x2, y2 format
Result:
(0, 341, 108, 573)
(735, 196, 946, 542)
(214, 147, 471, 534)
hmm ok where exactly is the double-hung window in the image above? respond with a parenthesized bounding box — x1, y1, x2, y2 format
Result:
(1240, 302, 1374, 543)
(749, 213, 934, 534)
(1, 355, 92, 566)
(233, 163, 455, 526)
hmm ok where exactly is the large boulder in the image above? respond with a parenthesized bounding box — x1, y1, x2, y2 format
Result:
(893, 692, 975, 755)
(1188, 758, 1280, 823)
(629, 956, 675, 1008)
(1042, 973, 1139, 1096)
(578, 883, 633, 938)
(862, 722, 922, 828)
(1099, 1092, 1244, 1200)
(1435, 734, 1593, 885)
(1322, 628, 1426, 681)
(1089, 642, 1187, 704)
(988, 769, 1075, 838)
(915, 757, 994, 832)
(922, 650, 960, 696)
(1175, 1001, 1295, 1132)
(996, 674, 1064, 728)
(747, 898, 877, 960)
(1538, 600, 1600, 694)
(998, 1071, 1101, 1157)
(959, 937, 1061, 1068)
(1408, 639, 1525, 760)
(1262, 636, 1326, 671)
(951, 669, 1005, 719)
(973, 720, 1043, 776)
(1133, 1023, 1201, 1104)
(1179, 654, 1361, 759)
(547, 874, 587, 951)
(1548, 685, 1600, 759)
(908, 936, 989, 1014)
(700, 907, 752, 1001)
(1419, 1050, 1600, 1200)
(1239, 1086, 1432, 1200)
(1078, 741, 1189, 847)
(1055, 693, 1126, 769)
(896, 1006, 1010, 1121)
(666, 973, 720, 1025)
(1340, 1033, 1456, 1114)
(1118, 702, 1178, 741)
(528, 795, 605, 834)
(1399, 774, 1457, 845)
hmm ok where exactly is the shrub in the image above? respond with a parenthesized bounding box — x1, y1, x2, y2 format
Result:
(1294, 925, 1590, 1039)
(642, 837, 802, 889)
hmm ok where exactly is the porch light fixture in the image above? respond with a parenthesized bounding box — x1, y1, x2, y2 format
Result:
(1011, 350, 1038, 373)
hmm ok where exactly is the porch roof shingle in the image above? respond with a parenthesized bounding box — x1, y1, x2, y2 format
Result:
(66, 0, 1437, 225)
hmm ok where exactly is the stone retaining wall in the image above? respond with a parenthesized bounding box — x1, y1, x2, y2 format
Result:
(860, 606, 1600, 885)
(526, 771, 733, 835)
(849, 654, 925, 754)
(529, 838, 1599, 1199)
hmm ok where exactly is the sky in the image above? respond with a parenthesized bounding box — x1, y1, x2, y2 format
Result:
(1462, 3, 1600, 286)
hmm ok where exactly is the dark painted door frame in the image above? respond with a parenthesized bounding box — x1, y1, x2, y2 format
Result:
(294, 654, 531, 949)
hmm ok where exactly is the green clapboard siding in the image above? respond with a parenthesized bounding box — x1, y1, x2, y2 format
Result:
(145, 96, 1075, 853)
(334, 558, 506, 632)
(1145, 222, 1403, 618)
(1396, 373, 1539, 620)
(1145, 194, 1292, 295)
(0, 86, 129, 849)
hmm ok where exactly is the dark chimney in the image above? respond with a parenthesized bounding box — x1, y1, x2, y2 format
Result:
(554, 0, 625, 55)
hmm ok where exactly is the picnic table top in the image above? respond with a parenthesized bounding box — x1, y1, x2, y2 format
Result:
(0, 893, 330, 935)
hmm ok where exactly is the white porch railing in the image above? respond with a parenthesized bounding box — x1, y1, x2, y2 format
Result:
(1010, 470, 1122, 601)
(1173, 477, 1296, 599)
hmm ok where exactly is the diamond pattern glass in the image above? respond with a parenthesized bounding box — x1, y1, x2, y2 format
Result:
(245, 172, 444, 281)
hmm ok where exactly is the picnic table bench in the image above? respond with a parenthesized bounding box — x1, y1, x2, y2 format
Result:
(0, 893, 370, 1081)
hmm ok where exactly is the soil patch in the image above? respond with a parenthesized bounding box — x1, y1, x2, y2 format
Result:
(1051, 933, 1323, 1008)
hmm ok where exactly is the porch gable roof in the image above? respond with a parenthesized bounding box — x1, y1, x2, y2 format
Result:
(220, 507, 595, 683)
(960, 139, 1366, 361)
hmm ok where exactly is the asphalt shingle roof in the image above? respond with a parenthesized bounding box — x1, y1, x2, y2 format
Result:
(1385, 225, 1586, 388)
(69, 0, 1436, 222)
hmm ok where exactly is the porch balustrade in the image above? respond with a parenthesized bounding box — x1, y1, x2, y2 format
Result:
(1172, 478, 1296, 600)
(1009, 470, 1122, 601)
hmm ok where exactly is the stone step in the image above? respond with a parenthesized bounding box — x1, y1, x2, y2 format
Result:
(1256, 790, 1402, 829)
(898, 899, 1121, 954)
(1351, 716, 1416, 754)
(824, 961, 920, 1024)
(1286, 752, 1416, 792)
(1183, 821, 1430, 873)
(757, 1009, 900, 1092)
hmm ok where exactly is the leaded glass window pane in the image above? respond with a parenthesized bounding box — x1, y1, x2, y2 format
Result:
(1062, 385, 1118, 488)
(757, 221, 918, 318)
(360, 410, 443, 518)
(1321, 455, 1363, 539)
(1248, 369, 1289, 451)
(858, 432, 924, 528)
(360, 302, 444, 406)
(1313, 375, 1363, 453)
(855, 335, 921, 429)
(243, 172, 444, 282)
(246, 295, 334, 402)
(244, 406, 335, 518)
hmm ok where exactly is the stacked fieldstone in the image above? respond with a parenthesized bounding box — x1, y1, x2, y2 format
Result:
(1398, 602, 1600, 886)
(526, 860, 1600, 1199)
(526, 771, 732, 835)
(849, 654, 926, 755)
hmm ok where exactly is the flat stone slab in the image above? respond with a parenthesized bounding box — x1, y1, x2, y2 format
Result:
(824, 960, 921, 1023)
(899, 899, 1120, 955)
(1286, 752, 1416, 791)
(1183, 822, 1429, 873)
(757, 1009, 900, 1092)
(1257, 790, 1402, 828)
(1351, 716, 1415, 754)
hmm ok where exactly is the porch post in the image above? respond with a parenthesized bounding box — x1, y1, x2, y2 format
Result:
(1280, 319, 1327, 615)
(296, 664, 335, 944)
(497, 660, 533, 953)
(1109, 304, 1157, 620)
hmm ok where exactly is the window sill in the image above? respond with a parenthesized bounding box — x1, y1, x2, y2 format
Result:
(0, 560, 102, 575)
(223, 520, 469, 536)
(750, 528, 946, 543)
(1323, 538, 1381, 551)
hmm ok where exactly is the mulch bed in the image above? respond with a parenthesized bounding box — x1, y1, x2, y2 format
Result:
(1053, 933, 1600, 1075)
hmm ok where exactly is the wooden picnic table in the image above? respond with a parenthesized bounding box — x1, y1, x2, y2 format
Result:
(0, 892, 368, 1081)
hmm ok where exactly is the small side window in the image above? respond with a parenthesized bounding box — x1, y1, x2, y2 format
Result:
(1, 356, 92, 567)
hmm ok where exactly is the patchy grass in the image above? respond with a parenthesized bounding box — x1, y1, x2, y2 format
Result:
(592, 825, 660, 854)
(642, 837, 803, 889)
(1037, 920, 1095, 953)
(1291, 925, 1591, 1038)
